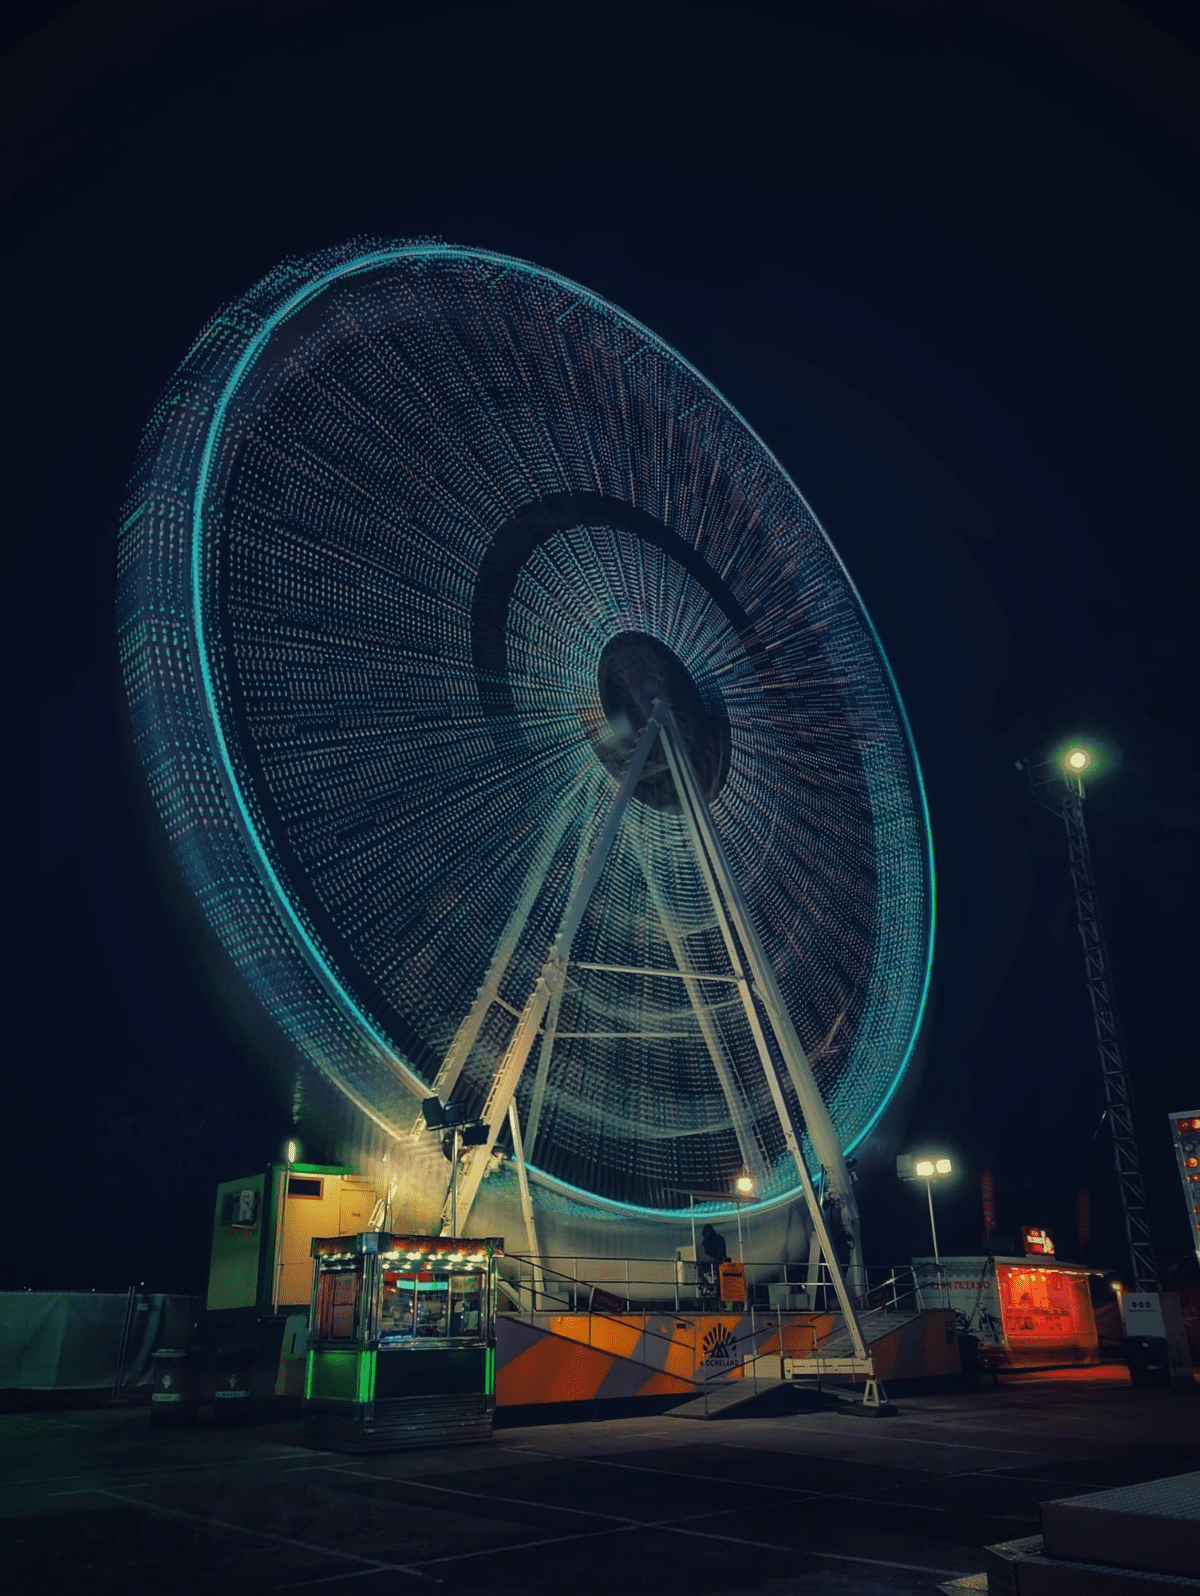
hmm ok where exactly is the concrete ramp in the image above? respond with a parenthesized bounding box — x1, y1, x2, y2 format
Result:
(667, 1376, 810, 1420)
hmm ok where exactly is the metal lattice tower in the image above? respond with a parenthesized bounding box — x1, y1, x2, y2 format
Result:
(1021, 757, 1158, 1290)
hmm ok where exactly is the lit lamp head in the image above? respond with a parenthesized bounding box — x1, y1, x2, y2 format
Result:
(1064, 747, 1091, 773)
(735, 1175, 754, 1195)
(914, 1157, 952, 1178)
(286, 1139, 298, 1165)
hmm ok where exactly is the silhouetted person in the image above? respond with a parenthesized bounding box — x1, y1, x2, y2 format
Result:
(699, 1223, 727, 1298)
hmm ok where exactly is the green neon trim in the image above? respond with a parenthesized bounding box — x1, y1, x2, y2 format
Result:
(304, 1350, 314, 1401)
(357, 1350, 375, 1405)
(484, 1346, 495, 1397)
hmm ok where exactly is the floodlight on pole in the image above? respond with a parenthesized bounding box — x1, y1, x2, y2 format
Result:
(1018, 747, 1158, 1291)
(733, 1173, 754, 1264)
(897, 1152, 952, 1267)
(274, 1137, 299, 1313)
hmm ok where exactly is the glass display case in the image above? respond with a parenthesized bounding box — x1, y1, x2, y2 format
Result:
(304, 1232, 501, 1451)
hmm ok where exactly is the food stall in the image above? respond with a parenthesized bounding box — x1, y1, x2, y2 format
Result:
(303, 1232, 501, 1451)
(914, 1255, 1100, 1367)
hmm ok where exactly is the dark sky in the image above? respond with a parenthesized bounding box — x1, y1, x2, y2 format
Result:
(4, 2, 1196, 1296)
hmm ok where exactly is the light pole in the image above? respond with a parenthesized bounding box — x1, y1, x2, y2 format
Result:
(1017, 744, 1158, 1291)
(898, 1153, 952, 1302)
(916, 1158, 951, 1264)
(734, 1173, 754, 1263)
(734, 1174, 756, 1369)
(274, 1137, 298, 1313)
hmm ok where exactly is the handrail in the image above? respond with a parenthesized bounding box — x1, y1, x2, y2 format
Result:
(499, 1250, 925, 1319)
(496, 1251, 931, 1414)
(494, 1252, 942, 1418)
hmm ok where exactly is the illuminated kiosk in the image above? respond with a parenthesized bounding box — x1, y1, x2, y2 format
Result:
(305, 1232, 500, 1450)
(117, 240, 934, 1376)
(914, 1256, 1100, 1368)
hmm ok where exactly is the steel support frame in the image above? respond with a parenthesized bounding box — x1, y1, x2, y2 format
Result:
(1024, 760, 1158, 1291)
(442, 712, 665, 1230)
(633, 835, 769, 1187)
(656, 707, 870, 1361)
(1060, 786, 1158, 1290)
(414, 786, 587, 1131)
(435, 701, 875, 1370)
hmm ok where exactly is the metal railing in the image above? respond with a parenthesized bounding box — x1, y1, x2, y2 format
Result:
(496, 1253, 935, 1409)
(496, 1254, 780, 1415)
(500, 1252, 926, 1318)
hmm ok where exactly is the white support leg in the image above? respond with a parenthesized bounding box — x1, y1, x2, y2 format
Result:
(443, 713, 664, 1233)
(522, 964, 565, 1159)
(634, 835, 767, 1186)
(415, 784, 585, 1131)
(658, 710, 870, 1365)
(658, 708, 862, 1262)
(507, 1100, 543, 1302)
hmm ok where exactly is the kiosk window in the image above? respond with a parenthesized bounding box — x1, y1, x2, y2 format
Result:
(450, 1272, 483, 1337)
(379, 1272, 416, 1338)
(415, 1278, 450, 1338)
(315, 1269, 362, 1342)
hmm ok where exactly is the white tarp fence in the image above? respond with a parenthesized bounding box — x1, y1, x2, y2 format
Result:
(0, 1291, 192, 1391)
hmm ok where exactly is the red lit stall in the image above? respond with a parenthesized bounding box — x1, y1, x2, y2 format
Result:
(914, 1255, 1100, 1367)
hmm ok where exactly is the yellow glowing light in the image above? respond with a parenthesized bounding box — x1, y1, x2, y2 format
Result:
(915, 1159, 935, 1177)
(1065, 747, 1090, 772)
(735, 1175, 754, 1194)
(935, 1158, 952, 1175)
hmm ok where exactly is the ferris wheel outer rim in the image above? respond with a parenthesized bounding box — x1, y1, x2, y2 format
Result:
(168, 238, 934, 1213)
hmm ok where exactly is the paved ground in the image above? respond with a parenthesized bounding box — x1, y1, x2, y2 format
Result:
(2, 1368, 1196, 1595)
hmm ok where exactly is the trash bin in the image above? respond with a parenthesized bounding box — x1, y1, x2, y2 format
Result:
(212, 1342, 255, 1424)
(1126, 1335, 1171, 1389)
(150, 1347, 194, 1426)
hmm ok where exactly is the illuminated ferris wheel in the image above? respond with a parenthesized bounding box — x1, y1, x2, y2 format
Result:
(118, 239, 933, 1269)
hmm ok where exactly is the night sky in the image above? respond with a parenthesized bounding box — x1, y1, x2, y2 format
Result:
(5, 3, 1196, 1298)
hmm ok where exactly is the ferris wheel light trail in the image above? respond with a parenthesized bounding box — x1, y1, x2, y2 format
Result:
(118, 238, 934, 1243)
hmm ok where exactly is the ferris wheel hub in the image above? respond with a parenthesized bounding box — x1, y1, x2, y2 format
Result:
(593, 630, 730, 809)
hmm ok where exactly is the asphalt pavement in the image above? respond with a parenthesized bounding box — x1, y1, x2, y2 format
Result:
(3, 1367, 1196, 1595)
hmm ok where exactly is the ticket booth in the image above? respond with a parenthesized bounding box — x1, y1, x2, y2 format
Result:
(303, 1232, 501, 1451)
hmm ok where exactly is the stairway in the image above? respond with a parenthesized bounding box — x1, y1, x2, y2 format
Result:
(782, 1307, 921, 1375)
